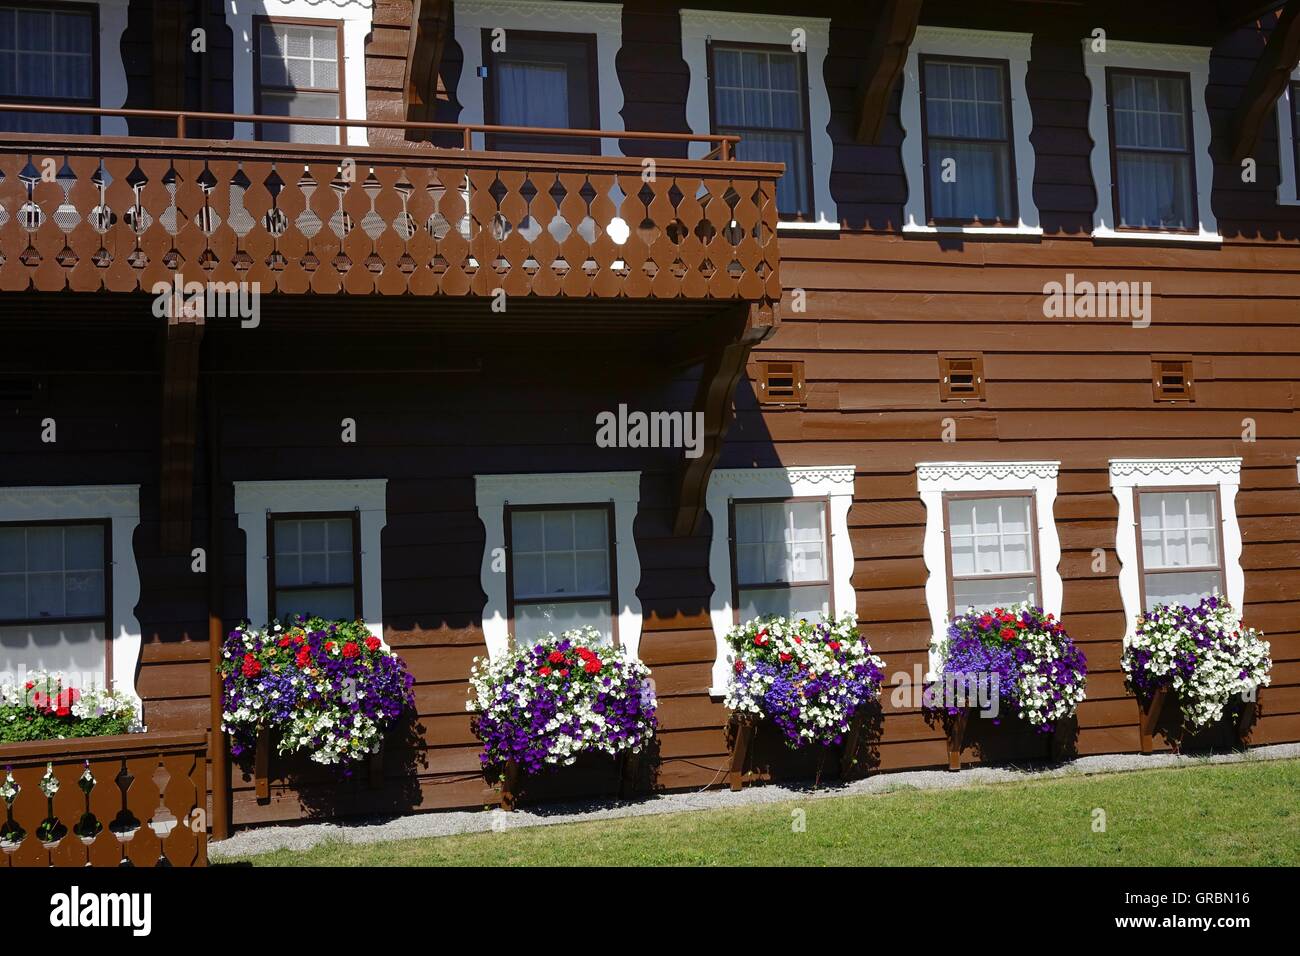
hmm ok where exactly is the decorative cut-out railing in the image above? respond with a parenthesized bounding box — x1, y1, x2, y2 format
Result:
(0, 106, 783, 302)
(0, 731, 207, 867)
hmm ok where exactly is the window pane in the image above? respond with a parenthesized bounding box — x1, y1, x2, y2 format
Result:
(1, 621, 106, 687)
(927, 140, 1014, 222)
(1143, 570, 1224, 611)
(65, 570, 103, 617)
(735, 500, 827, 587)
(1139, 491, 1218, 569)
(496, 60, 570, 127)
(26, 527, 61, 572)
(511, 510, 543, 551)
(276, 587, 355, 622)
(738, 585, 829, 623)
(543, 511, 575, 551)
(511, 508, 609, 600)
(0, 528, 24, 573)
(948, 496, 1035, 580)
(514, 600, 612, 646)
(952, 575, 1037, 614)
(0, 574, 25, 619)
(27, 572, 64, 618)
(65, 524, 103, 568)
(259, 91, 340, 144)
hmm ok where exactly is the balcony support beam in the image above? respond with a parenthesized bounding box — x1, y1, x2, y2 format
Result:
(160, 310, 204, 555)
(1230, 1, 1300, 162)
(854, 0, 923, 144)
(673, 300, 778, 537)
(405, 0, 452, 133)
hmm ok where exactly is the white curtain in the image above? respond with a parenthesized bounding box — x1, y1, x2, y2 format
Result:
(496, 60, 570, 128)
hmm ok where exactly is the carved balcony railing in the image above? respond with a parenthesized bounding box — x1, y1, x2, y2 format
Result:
(0, 106, 782, 306)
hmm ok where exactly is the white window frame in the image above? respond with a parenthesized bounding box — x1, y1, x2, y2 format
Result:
(1109, 458, 1243, 642)
(233, 479, 388, 642)
(1274, 68, 1300, 205)
(454, 0, 625, 154)
(706, 466, 856, 694)
(475, 471, 642, 661)
(0, 484, 141, 697)
(680, 8, 837, 232)
(1082, 39, 1221, 244)
(917, 461, 1063, 677)
(900, 26, 1041, 238)
(226, 0, 374, 146)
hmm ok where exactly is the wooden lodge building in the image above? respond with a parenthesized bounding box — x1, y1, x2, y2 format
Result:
(1, 0, 1298, 836)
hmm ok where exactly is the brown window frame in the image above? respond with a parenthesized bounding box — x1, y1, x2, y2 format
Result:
(266, 510, 363, 623)
(0, 517, 113, 685)
(504, 502, 619, 647)
(728, 496, 835, 624)
(1132, 485, 1227, 613)
(942, 491, 1041, 619)
(481, 28, 601, 155)
(252, 15, 346, 144)
(706, 39, 816, 221)
(0, 1, 100, 134)
(1105, 67, 1199, 235)
(917, 53, 1019, 228)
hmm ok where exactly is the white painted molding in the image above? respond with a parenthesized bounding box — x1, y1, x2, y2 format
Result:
(705, 466, 856, 694)
(474, 472, 642, 661)
(98, 0, 130, 136)
(0, 485, 142, 698)
(680, 9, 837, 229)
(226, 0, 376, 145)
(916, 461, 1063, 676)
(233, 479, 388, 642)
(1082, 38, 1222, 243)
(900, 27, 1042, 238)
(454, 0, 625, 154)
(1109, 458, 1244, 643)
(1275, 69, 1300, 205)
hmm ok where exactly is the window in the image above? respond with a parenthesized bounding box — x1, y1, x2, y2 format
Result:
(254, 18, 343, 144)
(919, 56, 1016, 225)
(269, 514, 360, 623)
(944, 494, 1039, 613)
(706, 466, 856, 692)
(1135, 489, 1224, 611)
(732, 499, 830, 621)
(917, 461, 1063, 675)
(0, 3, 96, 134)
(0, 521, 108, 681)
(1273, 75, 1300, 205)
(1107, 70, 1196, 232)
(507, 506, 615, 646)
(1109, 458, 1243, 640)
(709, 43, 812, 218)
(484, 31, 599, 154)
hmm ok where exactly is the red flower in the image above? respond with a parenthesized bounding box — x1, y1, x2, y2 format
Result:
(293, 635, 304, 646)
(829, 641, 841, 652)
(979, 615, 994, 629)
(584, 659, 601, 674)
(365, 636, 381, 652)
(295, 647, 311, 668)
(548, 650, 566, 664)
(999, 627, 1015, 642)
(734, 660, 744, 673)
(55, 706, 70, 717)
(23, 681, 33, 690)
(324, 641, 336, 653)
(342, 642, 360, 659)
(560, 669, 570, 677)
(241, 653, 262, 677)
(779, 652, 792, 663)
(576, 647, 596, 661)
(792, 637, 802, 645)
(278, 636, 292, 648)
(538, 666, 552, 676)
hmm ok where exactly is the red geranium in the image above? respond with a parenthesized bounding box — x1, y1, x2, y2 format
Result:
(241, 653, 262, 677)
(779, 652, 792, 662)
(342, 642, 360, 659)
(548, 650, 567, 664)
(999, 627, 1016, 641)
(365, 636, 381, 652)
(828, 641, 841, 651)
(278, 635, 292, 648)
(583, 659, 601, 674)
(295, 646, 311, 668)
(538, 666, 552, 677)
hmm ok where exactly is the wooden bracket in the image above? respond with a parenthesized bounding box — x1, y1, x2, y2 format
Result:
(1230, 1, 1300, 162)
(405, 0, 452, 134)
(1137, 686, 1168, 755)
(254, 727, 270, 803)
(839, 711, 867, 779)
(160, 312, 204, 554)
(1235, 694, 1258, 747)
(499, 759, 522, 811)
(946, 708, 969, 771)
(618, 750, 641, 800)
(728, 716, 756, 791)
(854, 0, 923, 144)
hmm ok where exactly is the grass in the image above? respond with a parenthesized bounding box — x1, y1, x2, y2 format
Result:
(232, 758, 1300, 867)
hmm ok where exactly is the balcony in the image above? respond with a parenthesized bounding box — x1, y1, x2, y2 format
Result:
(0, 106, 782, 310)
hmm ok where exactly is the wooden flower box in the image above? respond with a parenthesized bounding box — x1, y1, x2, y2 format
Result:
(1136, 687, 1257, 754)
(498, 749, 643, 811)
(251, 727, 385, 804)
(944, 708, 1079, 771)
(726, 712, 869, 791)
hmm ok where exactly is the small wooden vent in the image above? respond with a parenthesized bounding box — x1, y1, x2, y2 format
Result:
(757, 360, 805, 405)
(1152, 357, 1194, 402)
(939, 354, 984, 401)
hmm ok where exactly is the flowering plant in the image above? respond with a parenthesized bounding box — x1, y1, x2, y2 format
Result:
(0, 672, 140, 743)
(1121, 597, 1271, 732)
(724, 615, 886, 748)
(219, 617, 415, 766)
(467, 627, 656, 775)
(933, 603, 1088, 733)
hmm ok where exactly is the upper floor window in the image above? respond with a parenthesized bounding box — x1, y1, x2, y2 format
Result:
(709, 43, 812, 217)
(732, 498, 830, 621)
(1107, 70, 1196, 232)
(900, 28, 1039, 237)
(920, 57, 1016, 226)
(254, 18, 342, 145)
(270, 513, 360, 622)
(1082, 40, 1219, 243)
(507, 505, 615, 646)
(1273, 72, 1300, 205)
(1135, 489, 1224, 610)
(0, 2, 95, 135)
(484, 30, 599, 154)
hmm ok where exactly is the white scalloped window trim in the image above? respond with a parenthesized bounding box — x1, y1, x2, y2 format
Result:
(233, 479, 388, 642)
(0, 484, 142, 698)
(916, 461, 1063, 676)
(1108, 458, 1244, 643)
(900, 26, 1042, 238)
(474, 471, 643, 661)
(705, 466, 856, 694)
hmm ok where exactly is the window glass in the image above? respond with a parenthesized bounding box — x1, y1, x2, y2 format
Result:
(510, 508, 612, 645)
(947, 495, 1037, 613)
(1110, 71, 1195, 230)
(0, 4, 95, 133)
(272, 516, 357, 621)
(1137, 490, 1224, 610)
(489, 33, 597, 154)
(257, 21, 341, 144)
(923, 58, 1014, 224)
(734, 499, 829, 622)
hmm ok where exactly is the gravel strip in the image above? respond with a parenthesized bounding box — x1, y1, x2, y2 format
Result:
(210, 742, 1300, 861)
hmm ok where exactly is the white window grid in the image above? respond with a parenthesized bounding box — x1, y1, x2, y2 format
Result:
(274, 517, 354, 587)
(712, 47, 802, 131)
(0, 524, 105, 621)
(511, 508, 610, 600)
(735, 500, 828, 586)
(1111, 72, 1189, 152)
(259, 23, 338, 91)
(948, 496, 1035, 578)
(1138, 490, 1219, 570)
(0, 5, 94, 100)
(923, 59, 1008, 140)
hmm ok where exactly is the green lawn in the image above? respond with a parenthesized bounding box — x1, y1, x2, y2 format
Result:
(232, 758, 1299, 867)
